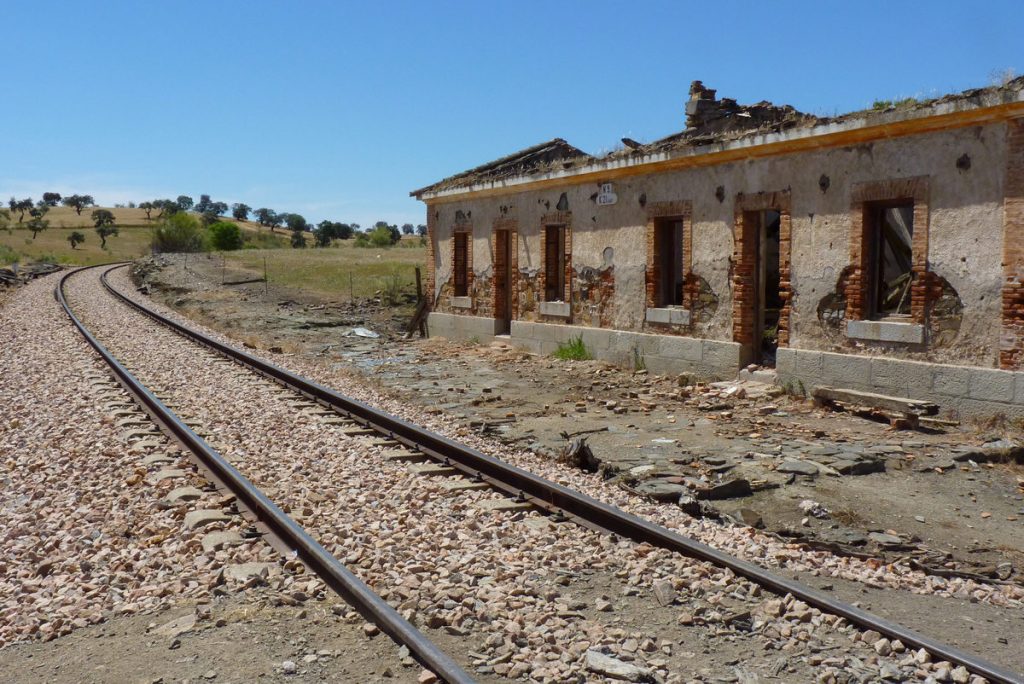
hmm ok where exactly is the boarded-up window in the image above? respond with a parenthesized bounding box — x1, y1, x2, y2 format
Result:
(453, 232, 469, 297)
(544, 225, 566, 301)
(869, 203, 913, 317)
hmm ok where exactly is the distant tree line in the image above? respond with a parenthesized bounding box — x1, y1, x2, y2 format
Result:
(5, 189, 429, 252)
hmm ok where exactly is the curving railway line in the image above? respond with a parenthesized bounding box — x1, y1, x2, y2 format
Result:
(54, 263, 1022, 684)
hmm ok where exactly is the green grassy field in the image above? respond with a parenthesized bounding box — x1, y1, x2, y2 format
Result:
(0, 207, 426, 301)
(226, 240, 426, 300)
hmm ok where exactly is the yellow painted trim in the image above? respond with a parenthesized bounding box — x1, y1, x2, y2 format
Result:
(422, 102, 1024, 205)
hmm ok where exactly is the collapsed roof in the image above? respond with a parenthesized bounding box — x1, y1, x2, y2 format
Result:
(411, 77, 1024, 199)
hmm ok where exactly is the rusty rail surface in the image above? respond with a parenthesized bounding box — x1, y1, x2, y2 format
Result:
(58, 265, 475, 684)
(99, 263, 1022, 684)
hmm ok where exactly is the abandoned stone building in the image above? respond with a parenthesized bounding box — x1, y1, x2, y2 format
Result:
(411, 79, 1024, 418)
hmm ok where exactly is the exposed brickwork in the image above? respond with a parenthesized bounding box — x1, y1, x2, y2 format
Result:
(732, 191, 792, 348)
(845, 176, 930, 324)
(492, 218, 519, 322)
(539, 211, 572, 322)
(571, 265, 615, 328)
(1001, 118, 1024, 369)
(425, 206, 437, 307)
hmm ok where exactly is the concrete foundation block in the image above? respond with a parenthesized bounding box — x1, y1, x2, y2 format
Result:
(794, 350, 824, 378)
(931, 366, 970, 397)
(657, 335, 703, 362)
(580, 328, 612, 351)
(968, 368, 1015, 402)
(775, 348, 797, 376)
(821, 352, 872, 387)
(872, 358, 929, 395)
(701, 340, 741, 372)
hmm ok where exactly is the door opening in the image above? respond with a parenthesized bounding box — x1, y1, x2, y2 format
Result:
(746, 209, 781, 366)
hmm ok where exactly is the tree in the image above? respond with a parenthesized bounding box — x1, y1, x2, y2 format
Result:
(42, 192, 62, 207)
(194, 194, 213, 214)
(62, 194, 95, 215)
(176, 195, 194, 211)
(231, 203, 251, 221)
(211, 201, 228, 216)
(314, 221, 337, 247)
(285, 213, 308, 233)
(208, 221, 243, 250)
(335, 222, 353, 240)
(139, 201, 154, 220)
(253, 207, 277, 230)
(92, 209, 118, 248)
(26, 215, 49, 240)
(155, 199, 179, 218)
(373, 221, 401, 245)
(67, 231, 86, 249)
(290, 229, 307, 248)
(152, 212, 206, 253)
(9, 197, 33, 222)
(416, 224, 427, 236)
(401, 223, 414, 235)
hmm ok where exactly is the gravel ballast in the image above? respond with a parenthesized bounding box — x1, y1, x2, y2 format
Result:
(43, 265, 1013, 682)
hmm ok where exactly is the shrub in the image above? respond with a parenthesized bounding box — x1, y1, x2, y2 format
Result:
(208, 221, 243, 251)
(0, 244, 18, 265)
(151, 212, 207, 253)
(554, 335, 593, 361)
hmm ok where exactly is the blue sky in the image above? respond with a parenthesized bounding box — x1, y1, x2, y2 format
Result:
(2, 1, 1021, 227)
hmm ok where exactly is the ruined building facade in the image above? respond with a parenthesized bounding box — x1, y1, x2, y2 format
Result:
(412, 80, 1024, 419)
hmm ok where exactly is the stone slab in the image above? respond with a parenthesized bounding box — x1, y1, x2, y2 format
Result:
(847, 320, 924, 344)
(538, 301, 571, 318)
(645, 307, 691, 325)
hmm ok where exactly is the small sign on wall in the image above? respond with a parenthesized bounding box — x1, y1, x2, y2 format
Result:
(597, 182, 617, 206)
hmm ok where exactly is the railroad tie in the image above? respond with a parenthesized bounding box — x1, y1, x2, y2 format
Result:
(408, 463, 457, 477)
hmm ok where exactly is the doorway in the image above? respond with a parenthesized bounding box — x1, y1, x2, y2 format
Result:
(494, 230, 513, 334)
(749, 209, 781, 365)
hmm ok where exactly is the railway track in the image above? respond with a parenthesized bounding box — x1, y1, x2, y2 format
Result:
(56, 263, 1021, 684)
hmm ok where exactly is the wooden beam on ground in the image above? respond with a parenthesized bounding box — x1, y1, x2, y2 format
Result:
(812, 386, 939, 416)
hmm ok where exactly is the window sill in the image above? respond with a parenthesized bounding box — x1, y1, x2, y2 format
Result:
(538, 301, 571, 318)
(451, 296, 473, 309)
(646, 307, 691, 326)
(846, 319, 923, 344)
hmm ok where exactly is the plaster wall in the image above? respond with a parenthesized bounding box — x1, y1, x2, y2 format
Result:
(426, 123, 1009, 369)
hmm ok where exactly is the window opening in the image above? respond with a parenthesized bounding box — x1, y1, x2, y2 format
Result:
(870, 202, 914, 317)
(654, 218, 684, 307)
(453, 231, 469, 297)
(544, 225, 566, 301)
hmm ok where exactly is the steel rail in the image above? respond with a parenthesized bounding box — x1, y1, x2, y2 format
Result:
(100, 264, 1022, 684)
(58, 265, 476, 684)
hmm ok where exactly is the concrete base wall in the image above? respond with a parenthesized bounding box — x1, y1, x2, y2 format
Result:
(509, 320, 741, 380)
(778, 348, 1024, 420)
(428, 312, 504, 344)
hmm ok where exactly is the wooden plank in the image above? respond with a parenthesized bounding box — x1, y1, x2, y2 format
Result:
(812, 386, 938, 416)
